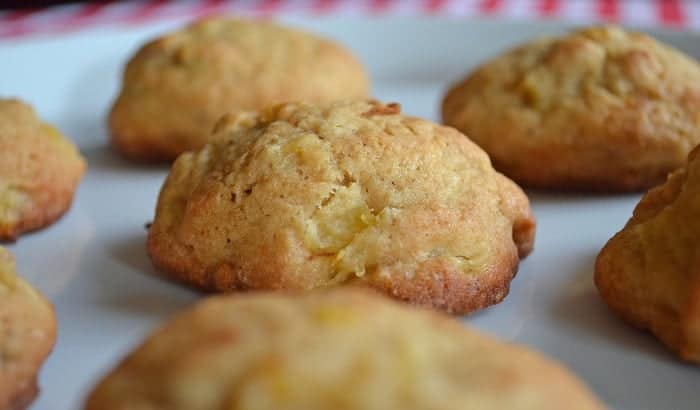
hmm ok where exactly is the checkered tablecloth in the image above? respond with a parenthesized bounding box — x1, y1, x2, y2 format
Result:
(0, 0, 697, 39)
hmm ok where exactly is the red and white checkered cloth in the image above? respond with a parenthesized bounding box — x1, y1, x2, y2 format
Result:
(1, 0, 697, 39)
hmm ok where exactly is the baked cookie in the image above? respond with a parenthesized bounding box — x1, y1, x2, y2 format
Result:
(147, 100, 535, 314)
(85, 289, 602, 410)
(109, 17, 370, 161)
(595, 145, 700, 363)
(0, 99, 86, 240)
(0, 247, 56, 409)
(442, 26, 700, 191)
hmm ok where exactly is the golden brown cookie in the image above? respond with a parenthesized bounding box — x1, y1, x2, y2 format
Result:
(109, 17, 370, 162)
(85, 289, 602, 410)
(595, 145, 700, 364)
(147, 100, 535, 314)
(0, 98, 86, 241)
(0, 247, 56, 409)
(442, 26, 700, 191)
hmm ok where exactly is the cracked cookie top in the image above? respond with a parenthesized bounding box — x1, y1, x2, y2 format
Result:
(442, 26, 700, 191)
(147, 100, 535, 314)
(109, 17, 370, 161)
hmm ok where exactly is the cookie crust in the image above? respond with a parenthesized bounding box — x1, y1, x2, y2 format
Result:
(109, 17, 370, 161)
(595, 145, 700, 363)
(0, 99, 86, 241)
(85, 289, 602, 410)
(0, 247, 56, 409)
(442, 26, 700, 191)
(148, 100, 535, 314)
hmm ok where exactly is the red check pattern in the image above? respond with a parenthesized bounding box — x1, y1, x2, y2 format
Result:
(0, 0, 698, 39)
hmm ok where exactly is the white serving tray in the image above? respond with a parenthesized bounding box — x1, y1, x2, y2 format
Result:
(1, 16, 698, 410)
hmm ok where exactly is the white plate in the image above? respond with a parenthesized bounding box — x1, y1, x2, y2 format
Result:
(1, 16, 698, 410)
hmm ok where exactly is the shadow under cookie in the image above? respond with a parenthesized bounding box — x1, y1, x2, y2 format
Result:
(105, 233, 199, 316)
(554, 265, 675, 362)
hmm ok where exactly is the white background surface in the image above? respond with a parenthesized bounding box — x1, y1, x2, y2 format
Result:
(1, 17, 698, 410)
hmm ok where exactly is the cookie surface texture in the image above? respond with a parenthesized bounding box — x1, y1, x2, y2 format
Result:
(109, 17, 370, 161)
(0, 98, 86, 240)
(442, 26, 700, 191)
(148, 100, 535, 314)
(0, 247, 56, 410)
(596, 145, 700, 363)
(85, 289, 602, 410)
